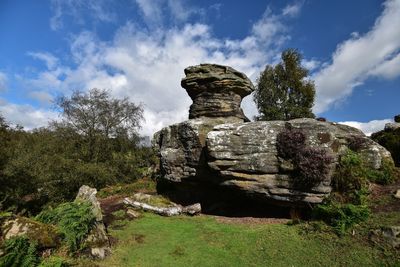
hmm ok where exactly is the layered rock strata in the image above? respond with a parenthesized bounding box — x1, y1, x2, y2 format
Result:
(181, 64, 254, 121)
(154, 64, 393, 206)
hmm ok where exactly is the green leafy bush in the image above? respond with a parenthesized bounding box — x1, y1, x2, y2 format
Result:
(36, 201, 96, 252)
(38, 256, 69, 267)
(371, 128, 400, 167)
(364, 158, 396, 185)
(313, 202, 370, 235)
(332, 149, 366, 194)
(0, 236, 39, 267)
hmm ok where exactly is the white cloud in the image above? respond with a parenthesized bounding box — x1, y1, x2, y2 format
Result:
(135, 0, 164, 26)
(370, 53, 400, 79)
(28, 91, 54, 105)
(313, 0, 400, 113)
(23, 3, 301, 135)
(134, 0, 204, 27)
(28, 52, 59, 70)
(302, 59, 320, 71)
(282, 2, 303, 17)
(0, 100, 58, 129)
(0, 72, 7, 92)
(50, 0, 116, 31)
(339, 119, 392, 136)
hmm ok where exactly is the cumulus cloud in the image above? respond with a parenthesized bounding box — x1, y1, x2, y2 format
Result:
(339, 119, 392, 136)
(0, 100, 58, 129)
(313, 0, 400, 113)
(370, 53, 400, 79)
(26, 4, 299, 136)
(0, 72, 7, 92)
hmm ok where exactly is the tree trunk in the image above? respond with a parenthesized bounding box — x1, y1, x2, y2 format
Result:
(123, 198, 201, 216)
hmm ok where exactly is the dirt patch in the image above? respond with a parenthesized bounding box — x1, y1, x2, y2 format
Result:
(99, 195, 126, 226)
(133, 234, 145, 244)
(214, 216, 290, 225)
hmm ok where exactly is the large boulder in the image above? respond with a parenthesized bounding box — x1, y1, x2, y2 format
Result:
(206, 119, 392, 204)
(154, 64, 394, 207)
(1, 216, 60, 248)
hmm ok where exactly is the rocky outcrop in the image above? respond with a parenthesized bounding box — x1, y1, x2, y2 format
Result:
(154, 64, 394, 207)
(181, 64, 254, 121)
(75, 185, 110, 259)
(1, 216, 60, 248)
(206, 119, 391, 204)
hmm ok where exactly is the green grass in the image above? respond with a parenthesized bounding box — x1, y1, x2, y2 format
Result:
(99, 213, 393, 267)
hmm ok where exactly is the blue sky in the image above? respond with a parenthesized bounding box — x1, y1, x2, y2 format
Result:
(0, 0, 399, 136)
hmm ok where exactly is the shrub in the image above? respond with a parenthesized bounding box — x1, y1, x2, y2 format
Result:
(277, 126, 333, 188)
(313, 202, 370, 235)
(36, 201, 96, 252)
(0, 236, 39, 267)
(38, 256, 69, 267)
(364, 158, 396, 185)
(332, 149, 366, 194)
(371, 128, 400, 167)
(295, 147, 333, 188)
(277, 127, 306, 159)
(395, 114, 400, 123)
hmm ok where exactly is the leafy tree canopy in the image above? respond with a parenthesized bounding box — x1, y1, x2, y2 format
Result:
(254, 48, 316, 121)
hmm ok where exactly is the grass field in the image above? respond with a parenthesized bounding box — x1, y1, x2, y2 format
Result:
(97, 213, 397, 267)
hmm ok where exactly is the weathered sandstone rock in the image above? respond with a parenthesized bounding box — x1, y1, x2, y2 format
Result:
(154, 64, 394, 207)
(206, 119, 392, 204)
(181, 64, 254, 121)
(75, 185, 110, 259)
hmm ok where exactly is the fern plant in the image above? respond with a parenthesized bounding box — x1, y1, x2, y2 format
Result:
(0, 236, 39, 267)
(36, 201, 96, 252)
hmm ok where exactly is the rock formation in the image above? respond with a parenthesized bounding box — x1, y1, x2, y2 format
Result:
(1, 215, 60, 248)
(154, 63, 393, 208)
(75, 185, 110, 259)
(385, 115, 400, 131)
(181, 64, 254, 121)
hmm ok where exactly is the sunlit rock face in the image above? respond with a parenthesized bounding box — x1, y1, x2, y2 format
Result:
(154, 64, 393, 207)
(181, 63, 254, 122)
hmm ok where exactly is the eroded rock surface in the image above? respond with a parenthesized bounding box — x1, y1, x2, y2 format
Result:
(181, 64, 254, 121)
(206, 119, 392, 204)
(154, 63, 394, 207)
(1, 216, 60, 248)
(75, 185, 110, 259)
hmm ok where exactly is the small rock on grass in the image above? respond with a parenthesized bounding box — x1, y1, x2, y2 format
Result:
(394, 189, 400, 199)
(126, 209, 141, 219)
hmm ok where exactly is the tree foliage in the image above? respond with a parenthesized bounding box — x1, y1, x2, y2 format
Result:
(52, 88, 143, 163)
(0, 90, 156, 214)
(254, 49, 316, 121)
